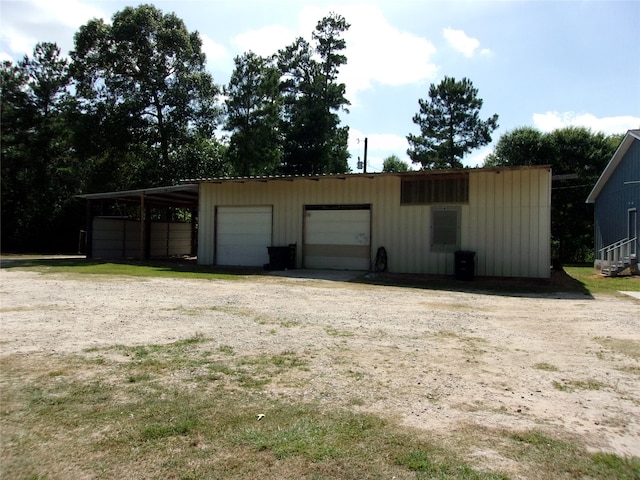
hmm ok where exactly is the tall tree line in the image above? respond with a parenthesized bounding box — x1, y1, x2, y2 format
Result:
(1, 5, 351, 252)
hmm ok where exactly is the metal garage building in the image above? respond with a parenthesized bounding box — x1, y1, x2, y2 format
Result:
(78, 167, 551, 278)
(194, 166, 552, 278)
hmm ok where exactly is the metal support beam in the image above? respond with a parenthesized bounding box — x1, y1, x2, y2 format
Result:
(140, 193, 145, 260)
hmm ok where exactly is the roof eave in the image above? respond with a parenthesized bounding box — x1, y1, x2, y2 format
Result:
(586, 129, 640, 203)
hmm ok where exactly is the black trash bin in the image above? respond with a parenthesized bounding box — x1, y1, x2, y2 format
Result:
(266, 247, 289, 270)
(265, 244, 297, 271)
(454, 250, 475, 281)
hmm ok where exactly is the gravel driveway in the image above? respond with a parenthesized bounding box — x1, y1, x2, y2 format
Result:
(1, 268, 638, 457)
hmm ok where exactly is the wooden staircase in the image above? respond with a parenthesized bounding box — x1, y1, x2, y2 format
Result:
(599, 237, 638, 277)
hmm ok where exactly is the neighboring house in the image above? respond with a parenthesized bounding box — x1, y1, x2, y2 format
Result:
(79, 165, 552, 279)
(586, 129, 640, 276)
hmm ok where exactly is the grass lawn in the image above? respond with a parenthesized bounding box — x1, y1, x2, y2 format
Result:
(2, 337, 638, 480)
(562, 265, 640, 295)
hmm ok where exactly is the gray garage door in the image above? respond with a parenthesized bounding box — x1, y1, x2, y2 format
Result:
(304, 205, 371, 270)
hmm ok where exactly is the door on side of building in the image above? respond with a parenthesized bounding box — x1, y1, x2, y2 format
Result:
(303, 205, 371, 270)
(216, 206, 272, 266)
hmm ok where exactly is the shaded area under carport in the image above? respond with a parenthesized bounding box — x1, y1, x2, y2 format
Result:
(77, 184, 199, 260)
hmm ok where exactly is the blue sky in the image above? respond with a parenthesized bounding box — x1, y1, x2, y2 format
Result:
(2, 0, 639, 172)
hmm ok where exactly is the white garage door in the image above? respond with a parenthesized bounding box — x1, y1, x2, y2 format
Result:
(216, 206, 272, 266)
(304, 206, 371, 270)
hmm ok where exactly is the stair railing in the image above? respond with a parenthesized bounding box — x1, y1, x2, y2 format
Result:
(599, 237, 638, 274)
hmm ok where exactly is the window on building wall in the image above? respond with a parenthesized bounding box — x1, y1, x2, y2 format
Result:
(431, 206, 461, 251)
(401, 173, 469, 205)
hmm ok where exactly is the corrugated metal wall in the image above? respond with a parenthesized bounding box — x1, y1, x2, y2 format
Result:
(93, 217, 192, 259)
(198, 167, 551, 278)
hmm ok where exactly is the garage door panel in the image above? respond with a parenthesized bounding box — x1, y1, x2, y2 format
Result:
(304, 207, 371, 270)
(305, 244, 370, 258)
(306, 231, 369, 245)
(217, 206, 272, 266)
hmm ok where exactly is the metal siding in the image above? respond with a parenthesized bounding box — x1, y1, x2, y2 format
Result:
(469, 168, 550, 278)
(92, 217, 126, 258)
(594, 140, 640, 253)
(150, 222, 192, 257)
(196, 168, 551, 277)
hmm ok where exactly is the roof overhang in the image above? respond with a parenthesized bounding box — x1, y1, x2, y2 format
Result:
(586, 129, 640, 203)
(182, 165, 551, 185)
(76, 166, 552, 208)
(77, 184, 199, 208)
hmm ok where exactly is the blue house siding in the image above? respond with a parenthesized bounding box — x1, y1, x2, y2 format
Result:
(592, 138, 640, 254)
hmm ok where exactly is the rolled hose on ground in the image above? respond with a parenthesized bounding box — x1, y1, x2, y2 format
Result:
(372, 246, 388, 272)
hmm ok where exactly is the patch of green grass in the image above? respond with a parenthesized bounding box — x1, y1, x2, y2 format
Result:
(396, 449, 509, 479)
(552, 379, 607, 392)
(2, 348, 639, 480)
(508, 431, 640, 479)
(533, 362, 559, 372)
(0, 258, 241, 280)
(217, 345, 235, 356)
(593, 337, 640, 361)
(563, 266, 640, 295)
(126, 373, 152, 383)
(141, 408, 199, 441)
(325, 326, 354, 337)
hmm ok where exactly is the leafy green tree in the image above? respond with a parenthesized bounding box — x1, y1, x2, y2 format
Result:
(407, 76, 498, 169)
(224, 52, 282, 176)
(382, 155, 410, 172)
(70, 4, 222, 189)
(485, 126, 623, 264)
(1, 43, 83, 251)
(277, 13, 351, 175)
(484, 126, 548, 167)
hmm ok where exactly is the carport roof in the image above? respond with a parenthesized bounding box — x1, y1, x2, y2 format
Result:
(77, 184, 199, 208)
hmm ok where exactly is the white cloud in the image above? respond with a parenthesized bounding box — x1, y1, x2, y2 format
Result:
(533, 111, 640, 135)
(463, 144, 494, 168)
(0, 0, 106, 60)
(201, 33, 228, 63)
(232, 25, 298, 58)
(234, 5, 438, 104)
(0, 51, 14, 63)
(443, 27, 480, 58)
(339, 6, 438, 100)
(32, 0, 105, 28)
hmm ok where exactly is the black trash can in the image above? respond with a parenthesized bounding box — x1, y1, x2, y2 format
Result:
(265, 244, 297, 270)
(454, 250, 475, 281)
(266, 247, 289, 270)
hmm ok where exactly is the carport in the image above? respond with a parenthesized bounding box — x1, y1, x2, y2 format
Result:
(78, 184, 199, 260)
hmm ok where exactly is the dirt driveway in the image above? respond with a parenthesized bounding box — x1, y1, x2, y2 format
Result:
(1, 268, 639, 458)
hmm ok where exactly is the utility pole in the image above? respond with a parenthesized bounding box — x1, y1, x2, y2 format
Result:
(363, 137, 368, 173)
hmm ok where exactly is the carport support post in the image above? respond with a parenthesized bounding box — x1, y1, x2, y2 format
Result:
(85, 199, 93, 258)
(139, 193, 145, 260)
(190, 208, 197, 256)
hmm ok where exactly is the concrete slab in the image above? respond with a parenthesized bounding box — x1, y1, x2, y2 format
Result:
(269, 269, 365, 282)
(619, 291, 640, 300)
